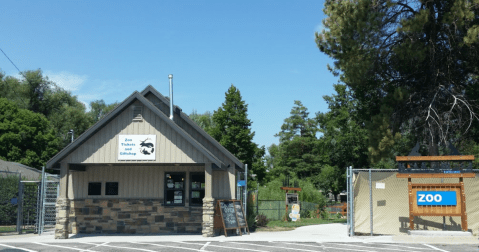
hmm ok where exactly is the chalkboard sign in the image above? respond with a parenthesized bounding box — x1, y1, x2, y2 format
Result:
(220, 201, 238, 229)
(234, 201, 247, 227)
(215, 200, 250, 237)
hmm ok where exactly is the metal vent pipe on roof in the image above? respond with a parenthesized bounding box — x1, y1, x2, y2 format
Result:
(168, 74, 173, 120)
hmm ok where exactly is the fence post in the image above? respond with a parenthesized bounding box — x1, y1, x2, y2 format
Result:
(16, 172, 23, 234)
(346, 166, 350, 236)
(369, 169, 373, 236)
(349, 166, 354, 236)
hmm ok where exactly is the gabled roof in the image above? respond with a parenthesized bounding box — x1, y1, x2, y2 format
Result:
(46, 91, 229, 169)
(141, 85, 244, 170)
(0, 159, 58, 181)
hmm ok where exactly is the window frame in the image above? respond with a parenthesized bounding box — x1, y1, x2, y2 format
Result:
(88, 182, 102, 196)
(105, 181, 119, 196)
(164, 172, 186, 206)
(189, 172, 205, 206)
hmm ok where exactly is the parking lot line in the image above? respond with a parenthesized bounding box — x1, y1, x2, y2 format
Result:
(200, 242, 210, 251)
(174, 241, 269, 252)
(228, 241, 324, 252)
(0, 243, 37, 252)
(32, 242, 98, 252)
(422, 244, 450, 252)
(280, 242, 375, 252)
(365, 243, 435, 250)
(130, 241, 211, 252)
(322, 243, 425, 252)
(79, 242, 157, 252)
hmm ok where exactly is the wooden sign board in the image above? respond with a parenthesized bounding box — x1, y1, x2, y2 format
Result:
(411, 184, 462, 216)
(213, 200, 250, 237)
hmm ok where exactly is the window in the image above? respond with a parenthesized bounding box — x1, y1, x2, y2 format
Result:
(88, 182, 102, 196)
(190, 173, 205, 206)
(133, 106, 143, 121)
(165, 172, 185, 206)
(105, 182, 119, 195)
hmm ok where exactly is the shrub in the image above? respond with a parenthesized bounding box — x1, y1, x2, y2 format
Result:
(300, 209, 311, 219)
(321, 210, 330, 220)
(255, 214, 269, 227)
(283, 212, 292, 222)
(336, 212, 343, 219)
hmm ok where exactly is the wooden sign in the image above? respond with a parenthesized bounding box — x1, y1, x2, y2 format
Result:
(286, 193, 299, 205)
(213, 200, 249, 237)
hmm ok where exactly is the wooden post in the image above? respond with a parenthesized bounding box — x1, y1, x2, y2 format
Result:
(408, 177, 414, 230)
(460, 177, 467, 231)
(285, 190, 288, 221)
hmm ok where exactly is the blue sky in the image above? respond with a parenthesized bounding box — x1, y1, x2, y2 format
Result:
(0, 0, 338, 151)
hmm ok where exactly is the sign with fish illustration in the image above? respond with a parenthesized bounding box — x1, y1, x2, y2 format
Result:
(118, 135, 156, 160)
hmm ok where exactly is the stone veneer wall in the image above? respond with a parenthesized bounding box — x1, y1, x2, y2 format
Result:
(69, 199, 203, 234)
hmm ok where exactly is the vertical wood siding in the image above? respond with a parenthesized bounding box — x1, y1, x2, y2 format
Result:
(68, 165, 204, 199)
(63, 101, 208, 164)
(145, 93, 233, 167)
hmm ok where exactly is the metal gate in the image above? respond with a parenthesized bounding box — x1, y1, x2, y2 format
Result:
(36, 167, 59, 235)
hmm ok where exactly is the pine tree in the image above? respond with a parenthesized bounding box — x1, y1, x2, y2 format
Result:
(210, 85, 265, 181)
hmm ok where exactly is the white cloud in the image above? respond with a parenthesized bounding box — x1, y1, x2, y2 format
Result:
(45, 71, 87, 91)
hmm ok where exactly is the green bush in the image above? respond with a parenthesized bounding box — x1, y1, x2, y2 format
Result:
(283, 212, 292, 222)
(255, 214, 269, 227)
(300, 209, 311, 219)
(0, 175, 20, 225)
(336, 212, 343, 219)
(321, 210, 330, 220)
(258, 175, 327, 204)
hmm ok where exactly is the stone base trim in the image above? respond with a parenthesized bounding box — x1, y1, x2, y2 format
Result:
(202, 197, 215, 237)
(69, 199, 202, 234)
(55, 198, 70, 239)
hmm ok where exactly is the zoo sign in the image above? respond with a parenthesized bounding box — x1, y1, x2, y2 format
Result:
(118, 135, 156, 160)
(416, 191, 457, 206)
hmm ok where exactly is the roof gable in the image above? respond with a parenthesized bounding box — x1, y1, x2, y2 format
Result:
(141, 85, 244, 170)
(46, 91, 224, 169)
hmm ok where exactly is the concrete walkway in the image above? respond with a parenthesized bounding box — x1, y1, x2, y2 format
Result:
(1, 224, 478, 244)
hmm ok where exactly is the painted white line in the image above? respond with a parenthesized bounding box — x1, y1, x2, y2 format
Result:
(79, 242, 157, 252)
(175, 241, 269, 252)
(32, 242, 98, 252)
(228, 241, 333, 252)
(371, 243, 434, 250)
(0, 243, 37, 252)
(131, 241, 212, 252)
(279, 242, 376, 252)
(320, 242, 423, 252)
(422, 244, 450, 252)
(200, 242, 211, 251)
(93, 242, 109, 248)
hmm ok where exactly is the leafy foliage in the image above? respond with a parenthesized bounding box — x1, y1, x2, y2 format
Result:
(255, 214, 269, 227)
(0, 69, 118, 169)
(317, 0, 479, 159)
(0, 98, 59, 168)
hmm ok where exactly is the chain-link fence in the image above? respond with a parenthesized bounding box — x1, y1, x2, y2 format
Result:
(254, 200, 322, 221)
(347, 167, 479, 236)
(0, 171, 42, 234)
(36, 168, 59, 235)
(0, 171, 22, 234)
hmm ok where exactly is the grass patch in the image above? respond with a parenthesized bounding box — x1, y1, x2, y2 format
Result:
(255, 218, 347, 232)
(0, 226, 16, 232)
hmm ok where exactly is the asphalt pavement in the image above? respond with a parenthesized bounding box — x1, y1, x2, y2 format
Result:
(0, 224, 478, 252)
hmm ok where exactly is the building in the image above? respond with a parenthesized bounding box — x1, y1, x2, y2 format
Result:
(46, 83, 244, 239)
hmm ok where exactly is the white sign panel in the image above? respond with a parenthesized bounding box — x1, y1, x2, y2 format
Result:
(376, 182, 385, 189)
(118, 135, 156, 160)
